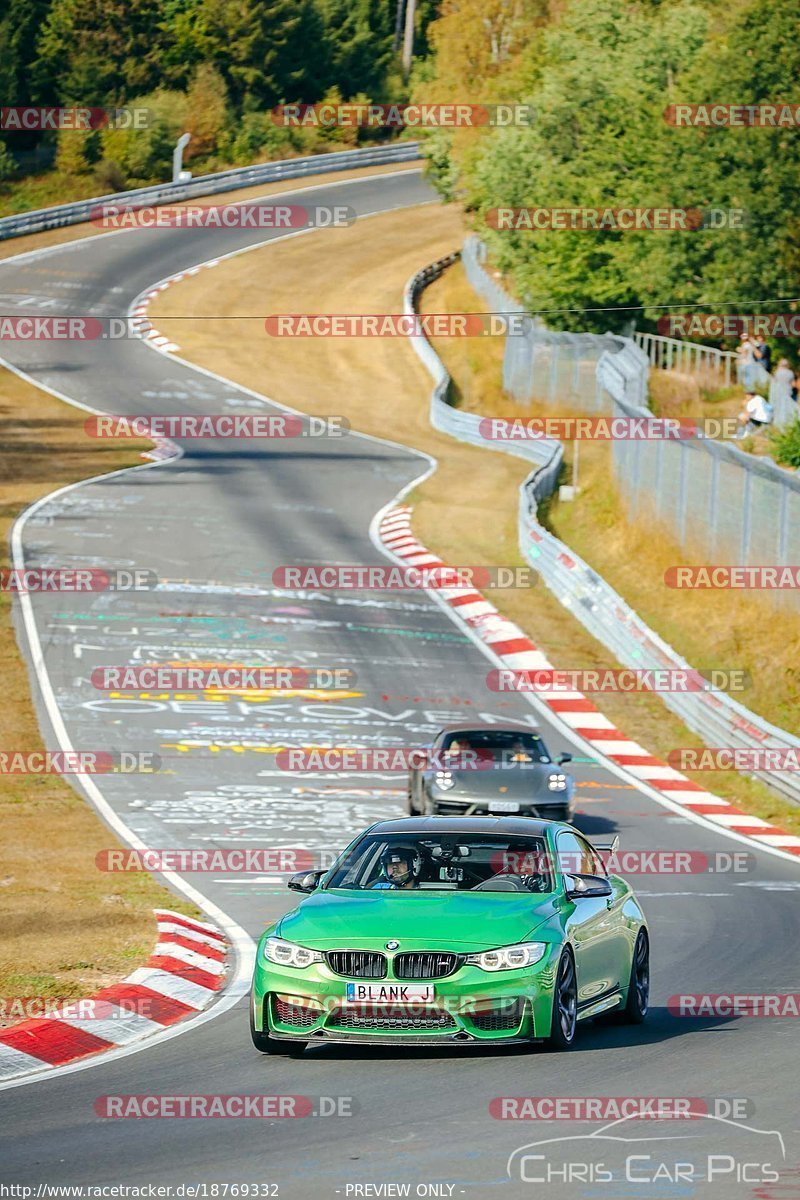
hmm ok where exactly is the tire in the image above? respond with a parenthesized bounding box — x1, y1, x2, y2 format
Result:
(548, 949, 578, 1049)
(250, 1004, 306, 1056)
(622, 929, 649, 1024)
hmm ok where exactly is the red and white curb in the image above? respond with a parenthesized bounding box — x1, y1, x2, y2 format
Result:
(140, 436, 181, 463)
(129, 263, 218, 355)
(0, 909, 228, 1081)
(379, 506, 800, 860)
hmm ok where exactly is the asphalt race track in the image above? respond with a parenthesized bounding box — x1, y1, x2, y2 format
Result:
(0, 168, 799, 1198)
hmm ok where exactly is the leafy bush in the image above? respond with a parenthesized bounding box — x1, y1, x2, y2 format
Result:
(100, 89, 187, 184)
(93, 158, 126, 193)
(183, 65, 229, 161)
(226, 112, 294, 163)
(767, 418, 800, 470)
(54, 128, 96, 176)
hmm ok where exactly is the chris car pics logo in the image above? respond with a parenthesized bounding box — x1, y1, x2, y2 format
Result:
(506, 1113, 786, 1191)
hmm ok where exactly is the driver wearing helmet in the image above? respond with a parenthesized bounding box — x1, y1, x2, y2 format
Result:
(371, 845, 422, 890)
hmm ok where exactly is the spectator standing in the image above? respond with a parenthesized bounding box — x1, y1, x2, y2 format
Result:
(754, 337, 772, 376)
(737, 336, 757, 389)
(769, 358, 795, 426)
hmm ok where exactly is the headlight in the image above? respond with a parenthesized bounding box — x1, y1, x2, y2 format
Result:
(434, 770, 455, 790)
(465, 942, 549, 971)
(547, 773, 567, 791)
(263, 936, 323, 968)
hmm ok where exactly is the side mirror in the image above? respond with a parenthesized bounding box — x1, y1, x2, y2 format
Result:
(288, 869, 325, 894)
(565, 873, 612, 899)
(558, 752, 573, 766)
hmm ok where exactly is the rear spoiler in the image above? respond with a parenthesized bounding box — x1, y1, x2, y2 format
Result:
(591, 836, 620, 857)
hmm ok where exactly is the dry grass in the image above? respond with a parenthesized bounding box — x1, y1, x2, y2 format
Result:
(0, 369, 199, 1008)
(149, 211, 800, 837)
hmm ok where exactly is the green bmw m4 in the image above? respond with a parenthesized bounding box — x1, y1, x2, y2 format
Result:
(250, 816, 649, 1053)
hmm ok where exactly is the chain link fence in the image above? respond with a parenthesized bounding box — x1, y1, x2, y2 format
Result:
(462, 236, 618, 408)
(464, 235, 800, 609)
(598, 360, 800, 604)
(407, 242, 800, 805)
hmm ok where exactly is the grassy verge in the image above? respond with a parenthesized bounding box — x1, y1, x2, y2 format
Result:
(148, 207, 800, 837)
(0, 367, 199, 1011)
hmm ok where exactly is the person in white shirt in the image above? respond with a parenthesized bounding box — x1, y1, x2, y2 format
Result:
(737, 391, 774, 437)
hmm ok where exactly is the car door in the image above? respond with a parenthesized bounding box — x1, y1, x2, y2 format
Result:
(580, 836, 632, 993)
(556, 830, 624, 1008)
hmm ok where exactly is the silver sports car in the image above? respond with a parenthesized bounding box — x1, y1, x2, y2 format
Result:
(407, 723, 575, 822)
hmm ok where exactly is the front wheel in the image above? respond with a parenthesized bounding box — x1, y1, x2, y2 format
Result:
(548, 950, 577, 1049)
(250, 1005, 306, 1055)
(623, 929, 649, 1024)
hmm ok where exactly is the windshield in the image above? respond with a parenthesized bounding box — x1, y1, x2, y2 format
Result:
(324, 833, 555, 893)
(438, 730, 551, 764)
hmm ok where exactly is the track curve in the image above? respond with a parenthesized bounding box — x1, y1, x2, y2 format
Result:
(0, 166, 798, 1198)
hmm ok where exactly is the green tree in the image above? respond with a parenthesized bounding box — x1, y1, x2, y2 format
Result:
(183, 64, 229, 160)
(2, 0, 55, 104)
(318, 0, 392, 98)
(54, 126, 94, 174)
(34, 0, 169, 106)
(635, 0, 800, 325)
(100, 88, 186, 184)
(192, 0, 329, 111)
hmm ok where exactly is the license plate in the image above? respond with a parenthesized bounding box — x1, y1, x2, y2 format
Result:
(490, 800, 520, 813)
(345, 983, 434, 1004)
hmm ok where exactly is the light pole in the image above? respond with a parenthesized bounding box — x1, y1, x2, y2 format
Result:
(172, 132, 192, 185)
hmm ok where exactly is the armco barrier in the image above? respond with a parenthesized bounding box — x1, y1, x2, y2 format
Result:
(404, 254, 563, 498)
(0, 143, 422, 241)
(407, 247, 800, 806)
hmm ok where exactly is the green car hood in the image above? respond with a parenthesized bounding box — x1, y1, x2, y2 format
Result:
(276, 889, 560, 952)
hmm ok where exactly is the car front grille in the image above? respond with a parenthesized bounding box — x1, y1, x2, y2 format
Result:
(470, 1000, 524, 1031)
(393, 952, 464, 980)
(329, 1007, 457, 1031)
(271, 997, 320, 1029)
(325, 950, 387, 979)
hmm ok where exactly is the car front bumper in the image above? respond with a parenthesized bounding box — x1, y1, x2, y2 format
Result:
(252, 953, 559, 1045)
(426, 792, 574, 819)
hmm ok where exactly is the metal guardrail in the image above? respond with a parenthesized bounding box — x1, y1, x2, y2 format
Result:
(412, 243, 800, 806)
(404, 254, 563, 497)
(0, 142, 422, 241)
(634, 331, 738, 387)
